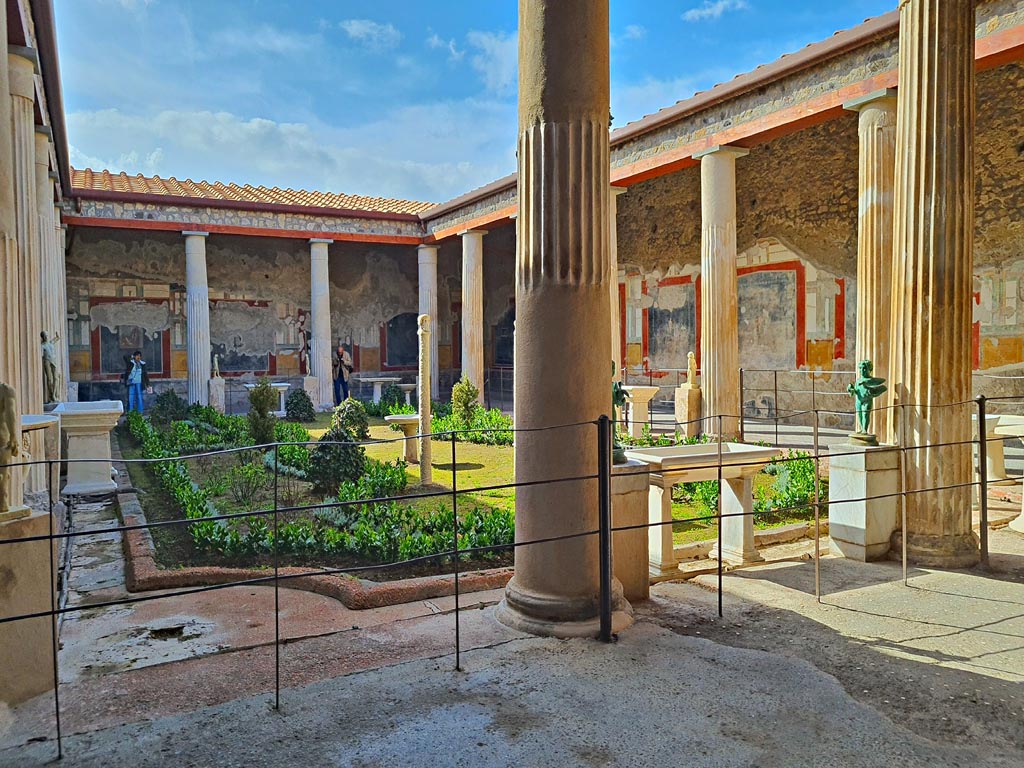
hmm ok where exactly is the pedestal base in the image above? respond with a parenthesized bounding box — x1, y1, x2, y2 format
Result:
(612, 459, 650, 602)
(890, 530, 980, 568)
(496, 577, 634, 639)
(209, 377, 226, 414)
(708, 543, 764, 567)
(829, 443, 899, 561)
(674, 387, 702, 437)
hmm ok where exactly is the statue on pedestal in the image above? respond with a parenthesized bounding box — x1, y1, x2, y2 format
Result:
(687, 351, 698, 390)
(848, 359, 887, 446)
(212, 353, 221, 378)
(0, 383, 19, 515)
(41, 331, 61, 404)
(611, 362, 629, 464)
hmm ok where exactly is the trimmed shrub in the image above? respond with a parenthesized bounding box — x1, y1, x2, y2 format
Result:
(307, 425, 366, 496)
(151, 389, 189, 424)
(247, 378, 278, 446)
(450, 376, 479, 426)
(285, 388, 317, 422)
(331, 397, 370, 440)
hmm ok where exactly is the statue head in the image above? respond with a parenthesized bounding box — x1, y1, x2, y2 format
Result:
(417, 314, 430, 332)
(40, 331, 47, 342)
(858, 359, 873, 377)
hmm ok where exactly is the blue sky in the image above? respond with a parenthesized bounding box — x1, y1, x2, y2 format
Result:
(56, 0, 895, 204)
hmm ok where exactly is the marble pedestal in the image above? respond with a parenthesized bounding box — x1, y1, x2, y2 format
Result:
(0, 509, 57, 705)
(302, 376, 322, 410)
(674, 387, 702, 437)
(828, 443, 899, 561)
(66, 381, 78, 402)
(612, 459, 651, 602)
(399, 383, 418, 406)
(384, 414, 420, 464)
(21, 415, 61, 502)
(54, 401, 123, 496)
(622, 385, 659, 438)
(208, 378, 226, 414)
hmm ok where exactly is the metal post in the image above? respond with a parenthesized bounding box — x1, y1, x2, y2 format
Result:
(976, 395, 990, 568)
(739, 367, 745, 442)
(47, 459, 62, 759)
(273, 444, 280, 710)
(717, 414, 724, 618)
(451, 429, 462, 670)
(812, 410, 821, 602)
(597, 415, 614, 642)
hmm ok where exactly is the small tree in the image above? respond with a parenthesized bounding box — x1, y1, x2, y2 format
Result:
(450, 376, 480, 426)
(332, 397, 370, 440)
(307, 425, 367, 496)
(247, 378, 278, 446)
(285, 388, 316, 422)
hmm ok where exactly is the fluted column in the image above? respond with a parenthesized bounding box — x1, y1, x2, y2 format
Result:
(9, 49, 42, 422)
(309, 239, 334, 410)
(497, 0, 630, 638)
(888, 0, 978, 567)
(845, 90, 897, 441)
(610, 186, 626, 381)
(184, 232, 211, 406)
(417, 245, 439, 394)
(55, 215, 68, 398)
(696, 145, 748, 438)
(459, 229, 485, 402)
(34, 131, 56, 400)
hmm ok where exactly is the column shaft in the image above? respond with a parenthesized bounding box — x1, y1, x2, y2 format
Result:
(309, 239, 334, 410)
(460, 230, 485, 402)
(184, 232, 211, 406)
(56, 217, 68, 398)
(888, 0, 977, 566)
(698, 146, 747, 438)
(609, 187, 625, 381)
(417, 245, 439, 395)
(846, 91, 897, 441)
(499, 0, 629, 638)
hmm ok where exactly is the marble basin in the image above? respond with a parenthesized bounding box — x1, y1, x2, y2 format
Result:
(625, 442, 781, 481)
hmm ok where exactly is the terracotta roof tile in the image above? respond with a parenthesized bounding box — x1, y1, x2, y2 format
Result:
(71, 167, 435, 216)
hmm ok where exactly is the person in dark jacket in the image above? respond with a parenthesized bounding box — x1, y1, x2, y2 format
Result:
(123, 350, 150, 413)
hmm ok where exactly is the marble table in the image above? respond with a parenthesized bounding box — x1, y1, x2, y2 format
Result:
(398, 383, 418, 405)
(359, 377, 402, 404)
(53, 401, 123, 496)
(625, 442, 782, 573)
(384, 414, 420, 464)
(621, 385, 660, 438)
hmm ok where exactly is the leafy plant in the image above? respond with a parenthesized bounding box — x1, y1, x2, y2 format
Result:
(307, 425, 366, 495)
(317, 458, 408, 526)
(247, 377, 278, 446)
(450, 376, 480, 426)
(331, 397, 370, 440)
(285, 388, 317, 422)
(228, 463, 270, 511)
(151, 389, 189, 424)
(754, 450, 826, 524)
(432, 407, 513, 447)
(273, 420, 312, 476)
(380, 384, 404, 411)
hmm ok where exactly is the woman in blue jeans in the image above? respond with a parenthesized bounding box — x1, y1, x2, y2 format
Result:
(123, 350, 149, 413)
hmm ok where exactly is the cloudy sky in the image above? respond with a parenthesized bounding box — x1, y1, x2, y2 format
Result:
(56, 0, 895, 204)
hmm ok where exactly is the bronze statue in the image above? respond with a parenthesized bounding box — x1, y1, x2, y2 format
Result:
(848, 360, 887, 446)
(612, 362, 629, 463)
(0, 382, 19, 515)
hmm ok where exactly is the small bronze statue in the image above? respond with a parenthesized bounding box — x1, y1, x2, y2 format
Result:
(612, 362, 629, 464)
(848, 359, 887, 446)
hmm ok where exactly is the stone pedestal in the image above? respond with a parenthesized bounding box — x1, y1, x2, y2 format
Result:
(66, 381, 78, 402)
(0, 509, 57, 705)
(54, 400, 123, 496)
(622, 385, 659, 438)
(184, 231, 211, 406)
(612, 459, 650, 602)
(208, 377, 225, 414)
(828, 443, 899, 561)
(647, 473, 679, 577)
(709, 476, 764, 566)
(399, 383, 417, 405)
(302, 376, 320, 408)
(385, 414, 420, 464)
(675, 386, 702, 437)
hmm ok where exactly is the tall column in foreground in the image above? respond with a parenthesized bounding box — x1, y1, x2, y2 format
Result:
(417, 244, 439, 395)
(184, 232, 211, 406)
(888, 0, 978, 567)
(55, 213, 69, 399)
(845, 90, 897, 441)
(460, 229, 485, 402)
(696, 145, 747, 438)
(498, 0, 631, 638)
(309, 239, 334, 410)
(609, 186, 626, 381)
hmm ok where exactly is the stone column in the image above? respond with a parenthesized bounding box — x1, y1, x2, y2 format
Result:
(845, 89, 897, 441)
(309, 239, 334, 410)
(417, 245, 439, 395)
(34, 131, 53, 385)
(54, 204, 69, 399)
(497, 0, 631, 638)
(184, 232, 211, 406)
(696, 145, 748, 438)
(609, 186, 626, 381)
(888, 0, 978, 567)
(417, 315, 432, 485)
(9, 49, 42, 422)
(459, 229, 485, 402)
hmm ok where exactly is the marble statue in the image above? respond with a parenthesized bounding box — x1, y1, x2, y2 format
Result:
(687, 351, 698, 390)
(212, 353, 221, 378)
(848, 359, 887, 446)
(0, 383, 19, 515)
(41, 331, 60, 404)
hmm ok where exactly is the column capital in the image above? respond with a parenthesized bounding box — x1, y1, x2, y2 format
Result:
(458, 228, 488, 238)
(7, 45, 38, 71)
(309, 238, 333, 245)
(843, 88, 897, 112)
(694, 144, 749, 161)
(182, 230, 209, 238)
(417, 243, 438, 264)
(8, 48, 36, 100)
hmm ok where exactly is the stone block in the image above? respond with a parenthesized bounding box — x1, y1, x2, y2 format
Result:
(65, 381, 78, 402)
(674, 387, 701, 437)
(209, 377, 226, 414)
(828, 443, 899, 561)
(612, 459, 650, 602)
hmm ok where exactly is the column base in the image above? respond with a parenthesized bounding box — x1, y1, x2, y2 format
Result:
(708, 544, 764, 567)
(0, 504, 31, 524)
(496, 577, 634, 639)
(890, 530, 979, 568)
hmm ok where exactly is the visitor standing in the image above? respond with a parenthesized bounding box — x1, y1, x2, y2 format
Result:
(332, 343, 353, 405)
(124, 350, 149, 414)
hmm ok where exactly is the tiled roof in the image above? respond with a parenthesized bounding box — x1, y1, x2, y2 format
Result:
(71, 168, 435, 216)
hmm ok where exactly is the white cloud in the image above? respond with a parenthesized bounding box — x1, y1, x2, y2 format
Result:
(214, 26, 317, 56)
(466, 30, 517, 95)
(427, 32, 465, 62)
(338, 19, 401, 51)
(682, 1, 750, 23)
(624, 25, 647, 41)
